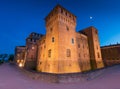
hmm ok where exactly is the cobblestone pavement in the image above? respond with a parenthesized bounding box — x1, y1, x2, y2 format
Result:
(0, 63, 120, 89)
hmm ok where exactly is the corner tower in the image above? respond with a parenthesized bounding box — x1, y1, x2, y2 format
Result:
(82, 27, 104, 69)
(43, 5, 80, 73)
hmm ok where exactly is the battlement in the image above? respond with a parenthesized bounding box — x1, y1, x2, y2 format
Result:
(45, 4, 76, 26)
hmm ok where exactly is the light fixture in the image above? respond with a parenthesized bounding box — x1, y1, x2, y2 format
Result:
(19, 63, 23, 67)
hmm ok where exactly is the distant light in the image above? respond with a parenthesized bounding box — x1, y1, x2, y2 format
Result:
(32, 47, 35, 49)
(19, 63, 23, 67)
(90, 16, 93, 19)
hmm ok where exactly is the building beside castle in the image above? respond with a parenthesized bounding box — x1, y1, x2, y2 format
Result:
(15, 46, 26, 67)
(101, 44, 120, 66)
(15, 5, 104, 74)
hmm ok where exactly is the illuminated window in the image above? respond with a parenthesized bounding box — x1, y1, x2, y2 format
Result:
(48, 49, 51, 57)
(32, 47, 35, 50)
(66, 49, 71, 57)
(71, 38, 74, 44)
(52, 37, 55, 42)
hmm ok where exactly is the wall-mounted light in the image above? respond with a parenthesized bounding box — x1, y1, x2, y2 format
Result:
(19, 63, 23, 67)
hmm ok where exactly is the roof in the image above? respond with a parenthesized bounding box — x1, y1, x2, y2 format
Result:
(101, 43, 120, 49)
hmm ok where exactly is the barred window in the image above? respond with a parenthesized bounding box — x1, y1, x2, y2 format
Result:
(66, 49, 71, 57)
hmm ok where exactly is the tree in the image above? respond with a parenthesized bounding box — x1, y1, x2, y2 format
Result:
(8, 54, 14, 62)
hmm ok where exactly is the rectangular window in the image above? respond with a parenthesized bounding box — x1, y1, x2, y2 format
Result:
(50, 28, 53, 32)
(52, 37, 54, 42)
(66, 26, 69, 31)
(48, 49, 51, 57)
(78, 44, 80, 48)
(72, 38, 74, 44)
(66, 49, 71, 57)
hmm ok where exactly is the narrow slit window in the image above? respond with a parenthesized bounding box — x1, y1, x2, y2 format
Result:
(52, 37, 55, 42)
(72, 38, 74, 44)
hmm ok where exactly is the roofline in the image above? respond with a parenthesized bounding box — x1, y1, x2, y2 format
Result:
(101, 43, 120, 48)
(44, 4, 77, 21)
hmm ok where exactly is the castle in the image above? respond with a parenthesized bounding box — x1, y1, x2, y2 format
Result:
(15, 4, 104, 74)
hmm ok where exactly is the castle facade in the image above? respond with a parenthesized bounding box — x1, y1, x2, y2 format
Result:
(15, 5, 104, 74)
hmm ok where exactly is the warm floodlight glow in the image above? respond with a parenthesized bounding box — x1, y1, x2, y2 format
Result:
(19, 63, 23, 67)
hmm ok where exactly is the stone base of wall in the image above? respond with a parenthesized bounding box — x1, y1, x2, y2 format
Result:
(17, 65, 105, 83)
(104, 60, 120, 66)
(24, 61, 36, 70)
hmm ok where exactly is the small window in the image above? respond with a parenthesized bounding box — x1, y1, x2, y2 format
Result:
(61, 9, 63, 13)
(71, 38, 74, 44)
(66, 26, 69, 31)
(48, 49, 51, 58)
(66, 49, 71, 57)
(52, 37, 55, 42)
(78, 44, 80, 48)
(50, 28, 53, 32)
(65, 12, 67, 16)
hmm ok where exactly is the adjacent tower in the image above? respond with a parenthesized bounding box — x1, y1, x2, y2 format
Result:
(82, 27, 104, 69)
(24, 32, 43, 69)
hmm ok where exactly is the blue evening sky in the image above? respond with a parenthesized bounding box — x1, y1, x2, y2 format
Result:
(0, 0, 120, 54)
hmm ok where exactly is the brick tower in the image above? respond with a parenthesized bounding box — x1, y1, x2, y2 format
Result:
(82, 27, 104, 69)
(38, 5, 80, 73)
(25, 32, 43, 69)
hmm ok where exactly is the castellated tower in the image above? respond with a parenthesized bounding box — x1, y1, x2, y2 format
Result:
(24, 32, 43, 69)
(81, 27, 104, 69)
(37, 5, 80, 73)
